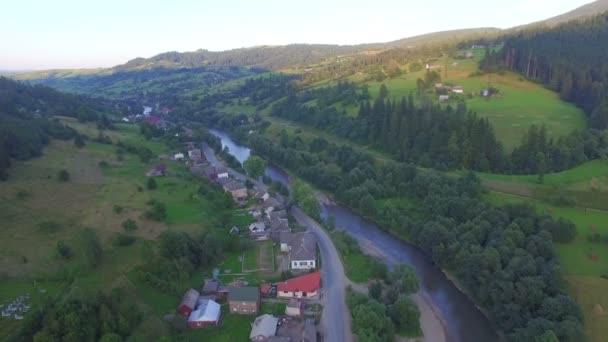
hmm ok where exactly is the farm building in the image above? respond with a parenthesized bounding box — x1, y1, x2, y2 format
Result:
(228, 286, 260, 314)
(250, 314, 278, 341)
(178, 288, 200, 316)
(277, 272, 321, 299)
(187, 299, 221, 328)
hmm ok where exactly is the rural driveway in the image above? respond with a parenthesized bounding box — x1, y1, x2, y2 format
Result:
(292, 207, 353, 342)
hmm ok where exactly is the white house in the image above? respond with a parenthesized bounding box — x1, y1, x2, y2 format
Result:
(452, 86, 464, 94)
(249, 222, 266, 233)
(174, 153, 184, 160)
(439, 95, 450, 102)
(284, 232, 316, 270)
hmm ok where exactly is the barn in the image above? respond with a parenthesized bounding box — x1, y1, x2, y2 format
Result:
(178, 288, 200, 316)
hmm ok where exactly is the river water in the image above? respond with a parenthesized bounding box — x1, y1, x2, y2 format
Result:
(209, 128, 497, 342)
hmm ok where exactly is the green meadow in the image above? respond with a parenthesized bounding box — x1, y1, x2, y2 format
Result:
(0, 120, 258, 340)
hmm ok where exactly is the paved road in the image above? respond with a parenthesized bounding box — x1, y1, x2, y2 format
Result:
(292, 207, 353, 342)
(202, 142, 353, 342)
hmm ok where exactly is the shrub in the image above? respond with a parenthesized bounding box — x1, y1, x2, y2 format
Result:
(57, 169, 70, 182)
(98, 160, 109, 168)
(144, 202, 166, 221)
(15, 189, 30, 200)
(113, 233, 136, 247)
(38, 221, 62, 233)
(112, 204, 124, 214)
(121, 219, 138, 232)
(147, 177, 157, 190)
(56, 240, 72, 259)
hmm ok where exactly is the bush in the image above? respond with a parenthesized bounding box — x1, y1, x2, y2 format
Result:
(98, 160, 109, 168)
(74, 134, 85, 148)
(56, 240, 72, 259)
(15, 189, 30, 200)
(144, 202, 166, 221)
(57, 169, 70, 182)
(38, 221, 62, 233)
(113, 233, 136, 247)
(80, 228, 103, 268)
(147, 177, 157, 190)
(112, 204, 124, 214)
(121, 219, 138, 232)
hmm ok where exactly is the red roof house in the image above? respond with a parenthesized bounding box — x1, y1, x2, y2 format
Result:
(145, 116, 161, 124)
(277, 271, 321, 299)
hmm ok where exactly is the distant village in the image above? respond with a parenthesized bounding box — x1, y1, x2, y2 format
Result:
(145, 132, 321, 341)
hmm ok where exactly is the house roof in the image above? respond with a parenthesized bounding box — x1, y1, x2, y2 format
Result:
(228, 286, 260, 302)
(277, 272, 321, 293)
(270, 217, 289, 231)
(202, 279, 220, 293)
(280, 231, 293, 244)
(290, 233, 316, 261)
(145, 116, 161, 123)
(188, 299, 220, 323)
(222, 179, 246, 191)
(250, 314, 278, 340)
(261, 197, 281, 209)
(180, 288, 200, 309)
(268, 210, 287, 220)
(249, 222, 266, 232)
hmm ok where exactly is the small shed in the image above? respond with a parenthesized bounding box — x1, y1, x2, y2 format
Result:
(178, 288, 200, 316)
(250, 314, 278, 341)
(286, 299, 303, 317)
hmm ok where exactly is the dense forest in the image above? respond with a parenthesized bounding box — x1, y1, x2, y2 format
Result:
(269, 81, 608, 174)
(482, 13, 608, 129)
(0, 77, 115, 180)
(200, 111, 583, 341)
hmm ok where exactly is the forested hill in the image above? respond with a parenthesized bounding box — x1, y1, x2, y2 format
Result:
(0, 77, 115, 180)
(524, 0, 608, 28)
(482, 12, 608, 129)
(112, 28, 499, 72)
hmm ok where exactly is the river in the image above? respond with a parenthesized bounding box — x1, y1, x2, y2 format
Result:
(209, 128, 497, 342)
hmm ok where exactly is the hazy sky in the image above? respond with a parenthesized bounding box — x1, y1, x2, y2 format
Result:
(0, 0, 595, 70)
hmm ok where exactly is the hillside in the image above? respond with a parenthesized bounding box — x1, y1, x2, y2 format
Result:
(530, 0, 608, 27)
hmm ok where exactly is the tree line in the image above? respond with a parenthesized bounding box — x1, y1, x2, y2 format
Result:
(269, 81, 608, 175)
(481, 13, 608, 129)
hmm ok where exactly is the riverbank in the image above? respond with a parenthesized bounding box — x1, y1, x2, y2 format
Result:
(412, 292, 448, 342)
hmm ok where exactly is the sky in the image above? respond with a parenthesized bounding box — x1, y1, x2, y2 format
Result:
(0, 0, 595, 70)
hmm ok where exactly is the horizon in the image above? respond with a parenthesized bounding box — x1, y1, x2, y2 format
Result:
(0, 0, 595, 70)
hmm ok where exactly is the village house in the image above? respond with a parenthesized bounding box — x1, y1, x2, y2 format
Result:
(270, 217, 290, 242)
(220, 178, 248, 201)
(268, 210, 288, 221)
(201, 279, 228, 298)
(439, 95, 450, 102)
(250, 314, 278, 341)
(188, 148, 202, 161)
(277, 272, 321, 299)
(281, 232, 317, 270)
(452, 86, 464, 94)
(173, 152, 184, 160)
(204, 166, 229, 180)
(187, 299, 221, 328)
(249, 222, 266, 233)
(261, 197, 281, 216)
(178, 288, 200, 316)
(285, 299, 303, 317)
(146, 164, 167, 177)
(228, 286, 260, 314)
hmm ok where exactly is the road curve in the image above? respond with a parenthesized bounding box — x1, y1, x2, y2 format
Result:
(292, 207, 353, 342)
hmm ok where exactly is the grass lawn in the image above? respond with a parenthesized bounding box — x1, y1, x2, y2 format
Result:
(261, 301, 287, 315)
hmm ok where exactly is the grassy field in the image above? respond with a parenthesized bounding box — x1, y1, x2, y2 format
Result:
(361, 51, 586, 150)
(0, 120, 258, 340)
